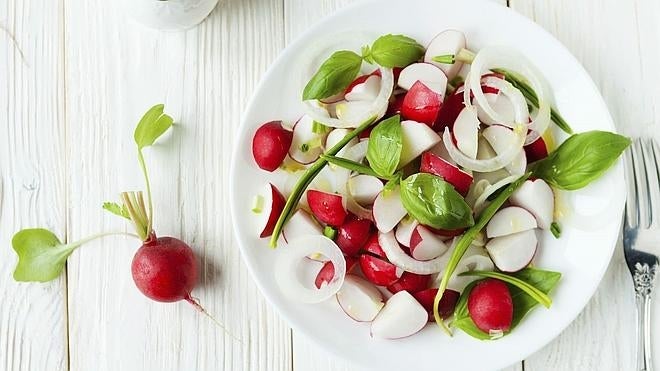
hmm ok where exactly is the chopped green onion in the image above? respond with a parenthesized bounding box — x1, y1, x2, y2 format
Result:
(300, 143, 310, 153)
(323, 226, 337, 240)
(550, 222, 561, 238)
(432, 54, 455, 64)
(251, 195, 264, 214)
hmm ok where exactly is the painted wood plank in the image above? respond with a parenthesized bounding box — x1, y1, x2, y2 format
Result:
(63, 0, 290, 370)
(0, 0, 68, 370)
(509, 0, 660, 369)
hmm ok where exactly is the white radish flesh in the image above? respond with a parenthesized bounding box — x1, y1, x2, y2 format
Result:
(370, 291, 428, 339)
(395, 217, 419, 248)
(453, 106, 480, 160)
(336, 275, 385, 322)
(373, 188, 408, 233)
(399, 120, 442, 167)
(282, 209, 323, 242)
(289, 115, 326, 164)
(335, 101, 375, 123)
(379, 231, 451, 274)
(486, 229, 537, 272)
(424, 30, 467, 80)
(410, 226, 449, 261)
(345, 75, 381, 102)
(398, 63, 448, 97)
(348, 175, 383, 205)
(325, 128, 357, 157)
(486, 206, 538, 238)
(510, 179, 555, 229)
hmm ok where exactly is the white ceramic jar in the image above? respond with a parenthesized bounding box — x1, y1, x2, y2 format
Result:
(124, 0, 219, 30)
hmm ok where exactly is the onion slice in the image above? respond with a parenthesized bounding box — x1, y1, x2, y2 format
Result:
(473, 174, 520, 213)
(335, 140, 374, 220)
(378, 231, 452, 274)
(443, 125, 525, 172)
(275, 235, 346, 303)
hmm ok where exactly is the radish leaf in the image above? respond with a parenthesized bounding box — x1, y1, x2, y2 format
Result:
(102, 201, 130, 220)
(367, 115, 402, 177)
(12, 229, 74, 282)
(302, 51, 362, 101)
(134, 104, 174, 150)
(364, 34, 425, 68)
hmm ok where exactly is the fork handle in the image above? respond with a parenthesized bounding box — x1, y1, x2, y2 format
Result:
(635, 293, 653, 371)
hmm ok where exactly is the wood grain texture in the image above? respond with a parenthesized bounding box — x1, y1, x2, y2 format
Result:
(0, 0, 68, 370)
(64, 0, 290, 370)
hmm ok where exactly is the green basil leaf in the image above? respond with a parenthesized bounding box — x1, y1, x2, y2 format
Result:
(12, 229, 74, 282)
(102, 201, 131, 220)
(400, 173, 474, 230)
(365, 34, 425, 68)
(133, 104, 174, 150)
(367, 115, 403, 177)
(532, 131, 631, 190)
(302, 51, 363, 101)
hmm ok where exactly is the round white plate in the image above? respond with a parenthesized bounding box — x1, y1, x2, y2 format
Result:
(230, 0, 625, 370)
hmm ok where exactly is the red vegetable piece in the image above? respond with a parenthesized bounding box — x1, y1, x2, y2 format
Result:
(420, 151, 473, 196)
(363, 233, 385, 258)
(387, 272, 431, 294)
(413, 288, 460, 321)
(306, 190, 348, 227)
(401, 81, 443, 127)
(252, 120, 293, 172)
(359, 254, 399, 286)
(468, 278, 513, 333)
(260, 183, 286, 238)
(336, 218, 373, 256)
(314, 256, 358, 289)
(524, 136, 549, 163)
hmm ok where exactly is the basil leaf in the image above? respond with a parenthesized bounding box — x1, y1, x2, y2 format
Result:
(367, 115, 403, 177)
(102, 201, 131, 220)
(400, 173, 474, 230)
(12, 229, 74, 282)
(133, 104, 174, 150)
(302, 50, 363, 101)
(532, 131, 631, 190)
(364, 34, 425, 68)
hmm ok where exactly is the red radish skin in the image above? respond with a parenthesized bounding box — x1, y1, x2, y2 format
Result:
(425, 226, 465, 238)
(131, 235, 198, 303)
(306, 190, 348, 227)
(252, 121, 293, 172)
(336, 218, 372, 256)
(345, 70, 382, 95)
(413, 288, 460, 321)
(387, 272, 431, 294)
(315, 256, 357, 289)
(524, 136, 549, 163)
(435, 90, 465, 130)
(260, 184, 286, 238)
(387, 93, 406, 116)
(468, 279, 513, 333)
(420, 151, 473, 196)
(363, 233, 386, 257)
(359, 254, 400, 286)
(401, 81, 442, 127)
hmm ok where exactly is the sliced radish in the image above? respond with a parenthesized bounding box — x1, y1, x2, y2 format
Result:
(363, 233, 385, 257)
(336, 275, 385, 322)
(336, 218, 372, 256)
(345, 74, 381, 102)
(482, 125, 527, 175)
(373, 187, 408, 233)
(335, 100, 375, 123)
(319, 91, 345, 104)
(436, 89, 465, 130)
(413, 288, 460, 321)
(315, 256, 357, 289)
(282, 209, 323, 242)
(486, 206, 537, 238)
(524, 136, 549, 163)
(379, 231, 451, 274)
(400, 81, 443, 126)
(395, 217, 419, 248)
(409, 225, 449, 261)
(424, 30, 467, 80)
(252, 120, 293, 172)
(399, 120, 442, 167)
(325, 128, 357, 156)
(510, 179, 554, 229)
(371, 291, 428, 339)
(387, 272, 431, 294)
(486, 229, 538, 272)
(453, 106, 480, 159)
(307, 190, 348, 227)
(468, 278, 513, 333)
(476, 90, 516, 126)
(255, 183, 286, 238)
(428, 140, 455, 164)
(348, 175, 383, 205)
(289, 115, 326, 164)
(387, 93, 406, 116)
(359, 254, 401, 286)
(420, 151, 473, 196)
(398, 63, 448, 96)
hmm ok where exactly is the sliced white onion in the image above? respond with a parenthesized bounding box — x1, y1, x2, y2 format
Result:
(443, 125, 525, 172)
(378, 231, 452, 274)
(275, 235, 346, 303)
(303, 67, 394, 129)
(334, 140, 373, 220)
(473, 174, 520, 213)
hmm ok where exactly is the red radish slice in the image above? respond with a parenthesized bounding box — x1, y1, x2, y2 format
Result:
(435, 90, 465, 130)
(344, 70, 381, 94)
(409, 225, 449, 261)
(379, 231, 451, 274)
(336, 218, 372, 256)
(370, 291, 428, 339)
(252, 120, 293, 172)
(256, 183, 287, 238)
(468, 279, 513, 333)
(510, 179, 554, 229)
(363, 233, 385, 257)
(524, 136, 549, 163)
(282, 209, 323, 242)
(453, 106, 480, 159)
(325, 128, 357, 156)
(486, 206, 537, 238)
(420, 151, 473, 196)
(399, 120, 442, 167)
(348, 175, 383, 205)
(387, 93, 406, 116)
(359, 254, 401, 286)
(486, 229, 538, 272)
(395, 217, 419, 248)
(275, 235, 346, 303)
(482, 125, 527, 175)
(426, 226, 465, 238)
(387, 272, 431, 294)
(336, 275, 385, 322)
(398, 63, 448, 96)
(373, 187, 408, 233)
(413, 288, 460, 321)
(345, 75, 381, 102)
(306, 190, 348, 227)
(289, 115, 326, 164)
(400, 81, 443, 126)
(315, 256, 357, 289)
(424, 30, 467, 80)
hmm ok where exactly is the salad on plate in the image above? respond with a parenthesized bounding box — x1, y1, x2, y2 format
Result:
(248, 29, 630, 340)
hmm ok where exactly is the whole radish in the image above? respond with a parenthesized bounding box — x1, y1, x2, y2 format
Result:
(467, 278, 513, 333)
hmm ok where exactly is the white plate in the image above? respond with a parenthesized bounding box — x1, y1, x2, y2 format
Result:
(230, 0, 625, 370)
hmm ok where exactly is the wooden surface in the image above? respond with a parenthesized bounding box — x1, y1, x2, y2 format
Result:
(1, 0, 659, 370)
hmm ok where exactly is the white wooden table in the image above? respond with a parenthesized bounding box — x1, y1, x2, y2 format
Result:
(2, 0, 660, 370)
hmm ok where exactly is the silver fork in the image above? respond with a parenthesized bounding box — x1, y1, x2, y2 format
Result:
(624, 138, 660, 371)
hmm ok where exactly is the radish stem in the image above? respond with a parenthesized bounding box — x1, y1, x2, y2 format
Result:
(137, 150, 154, 235)
(68, 231, 142, 249)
